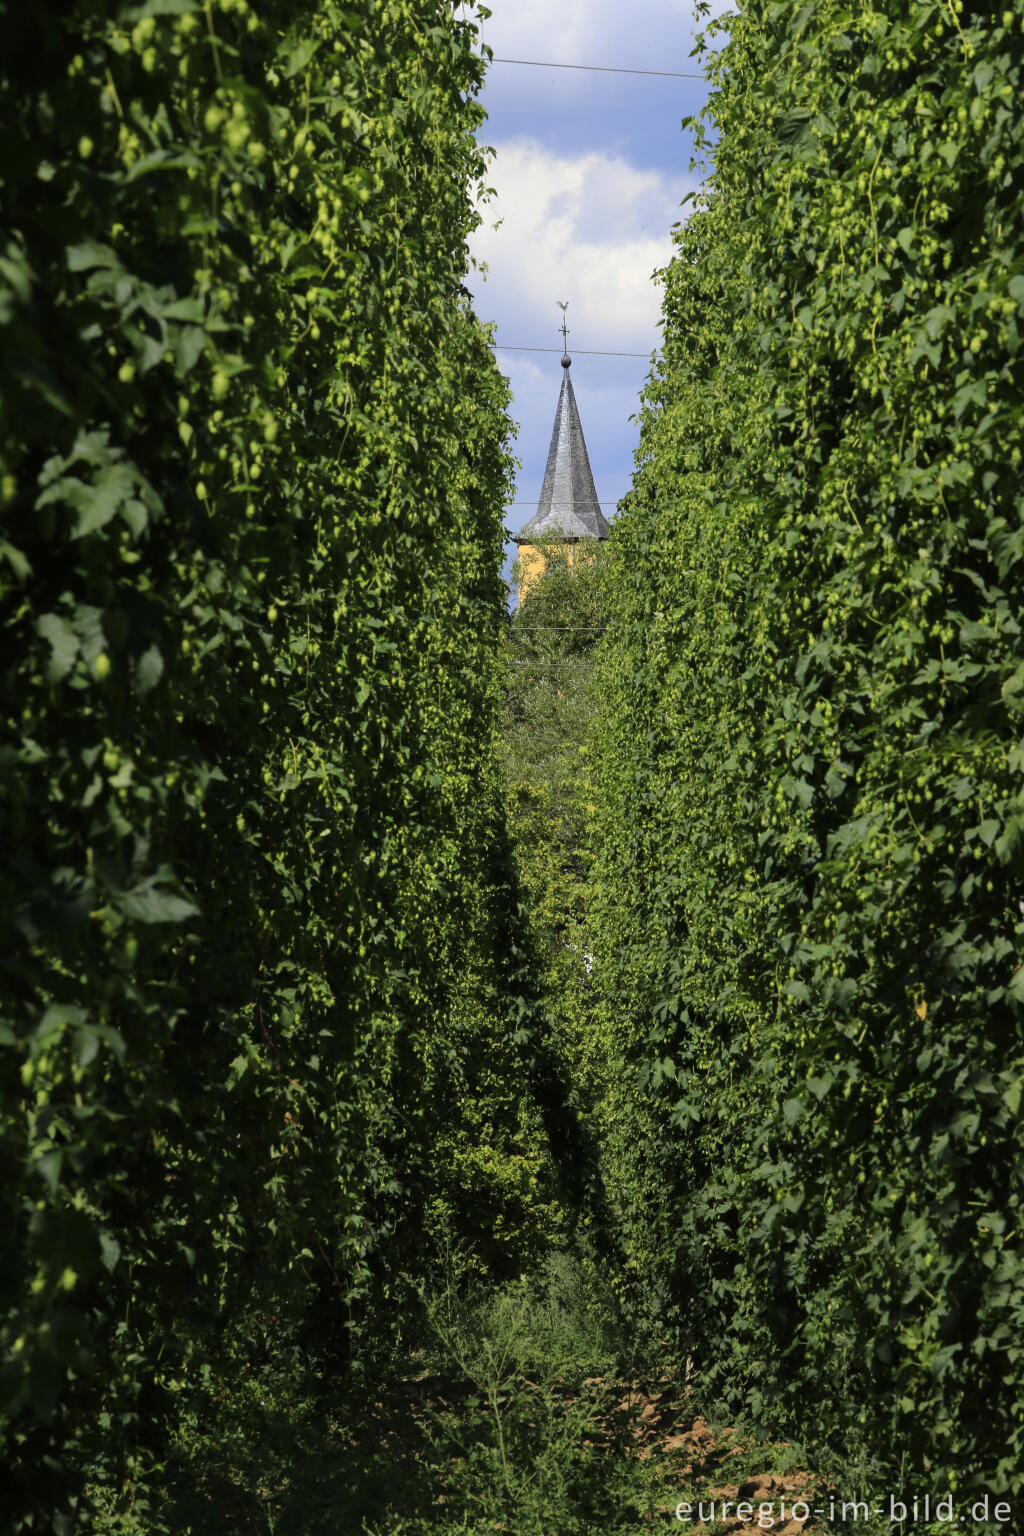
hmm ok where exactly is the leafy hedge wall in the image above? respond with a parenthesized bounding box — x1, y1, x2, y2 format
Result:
(501, 548, 614, 1215)
(0, 0, 526, 1525)
(594, 0, 1024, 1495)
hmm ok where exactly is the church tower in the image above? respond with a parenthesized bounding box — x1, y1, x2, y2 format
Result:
(514, 313, 609, 604)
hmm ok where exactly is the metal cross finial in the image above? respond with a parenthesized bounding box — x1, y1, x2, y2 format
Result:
(556, 300, 569, 350)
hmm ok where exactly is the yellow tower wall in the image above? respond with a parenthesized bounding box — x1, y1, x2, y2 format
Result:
(514, 539, 602, 606)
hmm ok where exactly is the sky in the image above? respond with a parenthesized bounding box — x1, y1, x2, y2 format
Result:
(462, 0, 733, 582)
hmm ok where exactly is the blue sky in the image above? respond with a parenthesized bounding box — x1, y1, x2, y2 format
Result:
(463, 0, 732, 579)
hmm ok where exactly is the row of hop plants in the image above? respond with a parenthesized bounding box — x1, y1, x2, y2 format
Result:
(0, 1, 555, 1528)
(593, 0, 1024, 1499)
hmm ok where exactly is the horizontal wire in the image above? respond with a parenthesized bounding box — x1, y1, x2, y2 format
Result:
(491, 56, 706, 80)
(482, 58, 696, 560)
(496, 344, 651, 357)
(481, 51, 703, 532)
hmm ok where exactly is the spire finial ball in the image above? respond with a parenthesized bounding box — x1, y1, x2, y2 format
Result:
(561, 353, 571, 369)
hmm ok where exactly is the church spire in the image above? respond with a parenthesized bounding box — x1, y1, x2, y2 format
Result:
(515, 309, 609, 544)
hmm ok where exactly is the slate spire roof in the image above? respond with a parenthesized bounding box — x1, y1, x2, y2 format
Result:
(515, 354, 610, 543)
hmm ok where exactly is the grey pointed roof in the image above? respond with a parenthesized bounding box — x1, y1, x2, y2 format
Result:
(516, 357, 610, 542)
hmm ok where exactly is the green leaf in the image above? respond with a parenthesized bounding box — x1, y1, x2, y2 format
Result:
(36, 613, 80, 682)
(74, 1026, 100, 1068)
(283, 37, 318, 77)
(35, 1149, 63, 1193)
(66, 241, 120, 273)
(130, 0, 200, 14)
(74, 463, 137, 539)
(162, 297, 206, 323)
(1001, 660, 1024, 710)
(995, 815, 1024, 865)
(136, 644, 164, 694)
(99, 1231, 121, 1272)
(125, 149, 199, 182)
(118, 879, 198, 925)
(175, 325, 206, 375)
(120, 498, 149, 538)
(0, 539, 32, 578)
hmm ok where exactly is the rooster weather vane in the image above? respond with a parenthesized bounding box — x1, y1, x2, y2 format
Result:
(557, 300, 570, 358)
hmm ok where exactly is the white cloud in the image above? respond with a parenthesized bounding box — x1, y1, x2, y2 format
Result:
(459, 0, 727, 550)
(474, 0, 733, 68)
(468, 138, 697, 528)
(468, 137, 692, 354)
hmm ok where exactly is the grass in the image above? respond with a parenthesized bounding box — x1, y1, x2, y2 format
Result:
(87, 1245, 975, 1536)
(87, 1245, 868, 1536)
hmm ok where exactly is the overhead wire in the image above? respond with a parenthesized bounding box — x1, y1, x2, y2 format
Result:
(496, 345, 652, 357)
(491, 57, 706, 80)
(488, 59, 690, 361)
(481, 40, 708, 593)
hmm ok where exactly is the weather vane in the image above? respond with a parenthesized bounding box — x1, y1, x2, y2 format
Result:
(557, 299, 570, 352)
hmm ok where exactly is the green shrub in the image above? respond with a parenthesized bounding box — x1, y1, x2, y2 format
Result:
(594, 0, 1024, 1496)
(0, 0, 525, 1524)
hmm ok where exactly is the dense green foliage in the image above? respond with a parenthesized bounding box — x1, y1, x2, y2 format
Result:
(594, 0, 1024, 1496)
(0, 0, 549, 1525)
(501, 546, 621, 1250)
(503, 545, 609, 1079)
(12, 0, 1024, 1519)
(88, 1250, 760, 1536)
